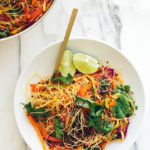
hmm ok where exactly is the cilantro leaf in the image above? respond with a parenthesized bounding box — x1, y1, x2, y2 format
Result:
(124, 85, 130, 93)
(53, 116, 64, 139)
(0, 31, 8, 38)
(112, 105, 125, 118)
(51, 73, 73, 85)
(23, 102, 50, 121)
(101, 121, 114, 135)
(112, 94, 131, 118)
(114, 84, 130, 94)
(75, 95, 94, 108)
(88, 103, 105, 132)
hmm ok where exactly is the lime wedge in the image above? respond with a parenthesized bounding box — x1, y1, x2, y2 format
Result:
(73, 53, 99, 74)
(59, 50, 76, 77)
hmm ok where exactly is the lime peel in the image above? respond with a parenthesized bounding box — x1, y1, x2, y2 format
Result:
(59, 50, 76, 77)
(73, 53, 99, 74)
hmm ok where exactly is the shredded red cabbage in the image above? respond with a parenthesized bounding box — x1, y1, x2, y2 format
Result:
(117, 126, 121, 133)
(124, 124, 129, 137)
(104, 67, 114, 78)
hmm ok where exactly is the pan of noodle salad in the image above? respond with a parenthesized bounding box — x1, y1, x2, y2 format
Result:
(0, 0, 55, 41)
(14, 39, 146, 150)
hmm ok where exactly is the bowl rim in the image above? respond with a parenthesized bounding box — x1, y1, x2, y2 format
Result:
(14, 38, 146, 149)
(0, 0, 56, 42)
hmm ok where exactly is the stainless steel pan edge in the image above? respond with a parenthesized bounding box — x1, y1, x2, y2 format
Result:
(0, 0, 56, 42)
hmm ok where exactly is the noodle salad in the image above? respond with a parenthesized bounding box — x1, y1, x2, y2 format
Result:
(22, 51, 137, 150)
(0, 0, 54, 38)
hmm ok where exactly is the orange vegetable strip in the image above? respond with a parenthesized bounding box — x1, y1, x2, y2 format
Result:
(115, 76, 123, 84)
(28, 7, 43, 22)
(10, 25, 24, 34)
(105, 94, 111, 98)
(0, 25, 6, 29)
(96, 99, 104, 106)
(105, 99, 116, 108)
(32, 0, 37, 5)
(26, 112, 46, 150)
(65, 114, 70, 128)
(40, 127, 48, 139)
(30, 84, 45, 92)
(112, 80, 116, 89)
(47, 136, 63, 143)
(80, 82, 91, 97)
(109, 99, 116, 107)
(30, 84, 37, 92)
(77, 147, 82, 150)
(102, 142, 107, 149)
(102, 129, 116, 149)
(56, 147, 70, 150)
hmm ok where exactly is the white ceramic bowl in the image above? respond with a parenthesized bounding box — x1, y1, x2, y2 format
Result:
(14, 38, 146, 150)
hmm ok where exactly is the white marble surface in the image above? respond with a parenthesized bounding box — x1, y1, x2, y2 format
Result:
(0, 0, 150, 149)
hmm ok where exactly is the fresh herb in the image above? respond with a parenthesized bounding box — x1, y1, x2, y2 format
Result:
(76, 96, 113, 134)
(112, 94, 131, 118)
(135, 105, 138, 110)
(88, 103, 105, 132)
(51, 73, 73, 85)
(23, 102, 50, 121)
(124, 85, 130, 93)
(0, 31, 7, 38)
(101, 121, 114, 135)
(100, 78, 109, 93)
(5, 26, 9, 31)
(75, 95, 94, 108)
(114, 84, 130, 94)
(53, 116, 64, 139)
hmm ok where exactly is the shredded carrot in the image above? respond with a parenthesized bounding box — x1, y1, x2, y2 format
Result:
(80, 82, 91, 97)
(77, 147, 82, 150)
(109, 99, 116, 107)
(102, 142, 107, 149)
(32, 0, 37, 5)
(112, 80, 116, 89)
(40, 127, 48, 139)
(115, 76, 123, 84)
(96, 99, 104, 105)
(0, 25, 6, 29)
(65, 114, 70, 128)
(26, 112, 46, 150)
(105, 99, 116, 108)
(45, 0, 54, 11)
(105, 94, 111, 98)
(47, 136, 63, 143)
(28, 7, 43, 22)
(102, 129, 116, 149)
(10, 25, 24, 34)
(122, 125, 127, 129)
(114, 124, 118, 129)
(30, 84, 45, 92)
(56, 148, 70, 150)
